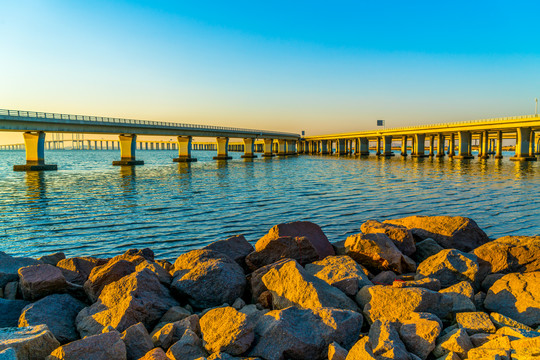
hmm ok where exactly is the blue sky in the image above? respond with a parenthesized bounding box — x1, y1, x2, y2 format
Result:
(1, 0, 539, 142)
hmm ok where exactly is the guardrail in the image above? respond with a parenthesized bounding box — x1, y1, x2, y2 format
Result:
(0, 109, 300, 138)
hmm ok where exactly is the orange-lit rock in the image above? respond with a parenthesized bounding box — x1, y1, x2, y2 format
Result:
(398, 312, 442, 360)
(199, 307, 253, 355)
(166, 329, 207, 360)
(361, 220, 416, 256)
(433, 328, 473, 358)
(0, 325, 60, 360)
(368, 319, 410, 360)
(84, 260, 136, 302)
(46, 330, 126, 360)
(245, 236, 320, 271)
(202, 235, 254, 269)
(56, 257, 108, 286)
(138, 348, 170, 360)
(415, 249, 479, 288)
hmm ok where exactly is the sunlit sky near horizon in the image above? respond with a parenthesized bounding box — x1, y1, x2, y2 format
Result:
(1, 0, 539, 143)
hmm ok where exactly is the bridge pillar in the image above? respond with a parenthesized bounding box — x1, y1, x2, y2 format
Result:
(174, 136, 197, 162)
(412, 134, 427, 157)
(14, 131, 57, 171)
(320, 140, 329, 154)
(448, 133, 455, 156)
(289, 140, 297, 155)
(276, 139, 288, 156)
(454, 131, 473, 159)
(375, 137, 381, 156)
(400, 136, 408, 156)
(241, 138, 257, 158)
(214, 137, 232, 160)
(357, 137, 369, 156)
(113, 134, 144, 165)
(429, 135, 435, 156)
(479, 131, 490, 159)
(436, 134, 445, 157)
(336, 139, 346, 155)
(382, 135, 394, 156)
(511, 127, 537, 161)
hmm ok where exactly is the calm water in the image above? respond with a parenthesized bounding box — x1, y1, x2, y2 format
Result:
(0, 149, 539, 261)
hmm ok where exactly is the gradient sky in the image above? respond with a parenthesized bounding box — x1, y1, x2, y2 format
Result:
(1, 0, 539, 144)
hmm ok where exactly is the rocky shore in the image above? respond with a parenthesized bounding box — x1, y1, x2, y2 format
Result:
(0, 215, 539, 360)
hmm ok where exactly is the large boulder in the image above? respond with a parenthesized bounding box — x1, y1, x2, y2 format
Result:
(199, 307, 253, 355)
(38, 253, 66, 266)
(84, 259, 136, 302)
(18, 264, 68, 301)
(0, 299, 30, 328)
(250, 259, 358, 311)
(171, 250, 245, 309)
(473, 236, 540, 279)
(398, 312, 442, 360)
(166, 329, 207, 360)
(345, 337, 377, 360)
(202, 235, 254, 268)
(120, 322, 154, 360)
(46, 330, 126, 360)
(359, 285, 452, 324)
(138, 348, 169, 360)
(415, 249, 479, 288)
(0, 253, 41, 276)
(245, 236, 320, 271)
(455, 311, 496, 335)
(304, 255, 372, 296)
(384, 215, 489, 252)
(76, 268, 179, 337)
(433, 328, 473, 358)
(412, 239, 444, 264)
(361, 220, 416, 256)
(369, 319, 410, 360)
(255, 221, 335, 259)
(439, 281, 476, 313)
(18, 294, 85, 344)
(250, 306, 362, 360)
(56, 257, 107, 285)
(484, 272, 540, 327)
(0, 325, 60, 360)
(151, 314, 200, 350)
(344, 233, 416, 274)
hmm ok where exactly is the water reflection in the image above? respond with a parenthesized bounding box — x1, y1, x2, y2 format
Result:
(119, 166, 138, 207)
(25, 172, 47, 202)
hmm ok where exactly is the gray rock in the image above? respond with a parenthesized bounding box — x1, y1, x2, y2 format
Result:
(361, 219, 416, 256)
(0, 274, 18, 290)
(399, 312, 442, 360)
(121, 322, 154, 360)
(18, 264, 68, 301)
(18, 294, 85, 344)
(0, 325, 60, 360)
(166, 329, 207, 360)
(0, 253, 41, 277)
(3, 282, 18, 301)
(0, 348, 17, 360)
(38, 253, 65, 266)
(328, 341, 348, 360)
(202, 235, 254, 268)
(0, 299, 30, 328)
(245, 236, 320, 271)
(371, 271, 397, 285)
(151, 314, 200, 350)
(46, 330, 126, 360)
(369, 319, 410, 360)
(416, 249, 479, 288)
(56, 257, 108, 286)
(433, 328, 473, 358)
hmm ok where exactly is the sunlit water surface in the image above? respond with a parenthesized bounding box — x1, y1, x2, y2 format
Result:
(0, 149, 539, 261)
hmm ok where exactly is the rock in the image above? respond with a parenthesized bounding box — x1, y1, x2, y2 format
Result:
(249, 306, 362, 360)
(466, 336, 512, 360)
(232, 298, 245, 310)
(256, 221, 335, 259)
(361, 220, 416, 256)
(384, 215, 489, 252)
(56, 257, 108, 286)
(484, 272, 540, 327)
(38, 253, 65, 266)
(0, 348, 17, 360)
(166, 329, 207, 360)
(304, 255, 372, 296)
(371, 271, 397, 285)
(151, 315, 200, 350)
(511, 336, 540, 358)
(455, 312, 496, 335)
(440, 281, 474, 300)
(171, 250, 245, 309)
(135, 261, 172, 286)
(0, 325, 60, 360)
(433, 328, 473, 358)
(76, 268, 179, 337)
(439, 290, 476, 314)
(328, 342, 348, 360)
(84, 259, 136, 302)
(0, 253, 41, 276)
(46, 330, 126, 360)
(332, 240, 347, 256)
(481, 273, 505, 292)
(393, 278, 441, 291)
(435, 353, 460, 360)
(157, 306, 191, 326)
(469, 332, 497, 347)
(415, 249, 479, 288)
(250, 259, 358, 311)
(200, 307, 253, 356)
(121, 322, 153, 360)
(361, 285, 451, 324)
(202, 235, 254, 268)
(345, 232, 416, 274)
(18, 264, 68, 301)
(473, 236, 540, 280)
(0, 274, 18, 290)
(245, 236, 320, 271)
(412, 239, 444, 264)
(345, 337, 377, 360)
(489, 312, 533, 331)
(138, 348, 170, 360)
(369, 319, 410, 360)
(18, 294, 85, 343)
(0, 299, 30, 328)
(399, 312, 442, 360)
(496, 326, 540, 339)
(122, 248, 155, 262)
(3, 282, 18, 301)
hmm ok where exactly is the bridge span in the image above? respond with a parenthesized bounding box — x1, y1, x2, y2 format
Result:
(301, 114, 540, 161)
(0, 109, 300, 170)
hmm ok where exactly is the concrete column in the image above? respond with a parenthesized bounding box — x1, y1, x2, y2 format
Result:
(511, 127, 537, 161)
(241, 138, 257, 158)
(14, 131, 57, 171)
(262, 139, 274, 157)
(400, 136, 408, 156)
(375, 137, 381, 156)
(214, 137, 232, 160)
(529, 130, 535, 158)
(337, 139, 346, 155)
(429, 135, 435, 156)
(174, 136, 197, 162)
(276, 139, 287, 156)
(113, 134, 144, 165)
(436, 134, 445, 157)
(356, 137, 368, 156)
(326, 140, 332, 154)
(455, 131, 473, 159)
(383, 135, 394, 156)
(411, 136, 416, 156)
(448, 133, 455, 157)
(289, 140, 297, 155)
(412, 134, 427, 157)
(480, 131, 489, 159)
(320, 140, 329, 154)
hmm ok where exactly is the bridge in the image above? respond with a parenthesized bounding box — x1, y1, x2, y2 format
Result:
(0, 109, 300, 170)
(301, 114, 540, 161)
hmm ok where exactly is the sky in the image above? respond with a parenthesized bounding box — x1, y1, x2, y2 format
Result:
(1, 0, 539, 144)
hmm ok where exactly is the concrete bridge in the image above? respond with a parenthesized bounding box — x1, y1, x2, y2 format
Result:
(0, 109, 300, 170)
(300, 114, 540, 161)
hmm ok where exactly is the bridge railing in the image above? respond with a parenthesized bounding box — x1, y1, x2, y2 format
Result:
(0, 109, 299, 137)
